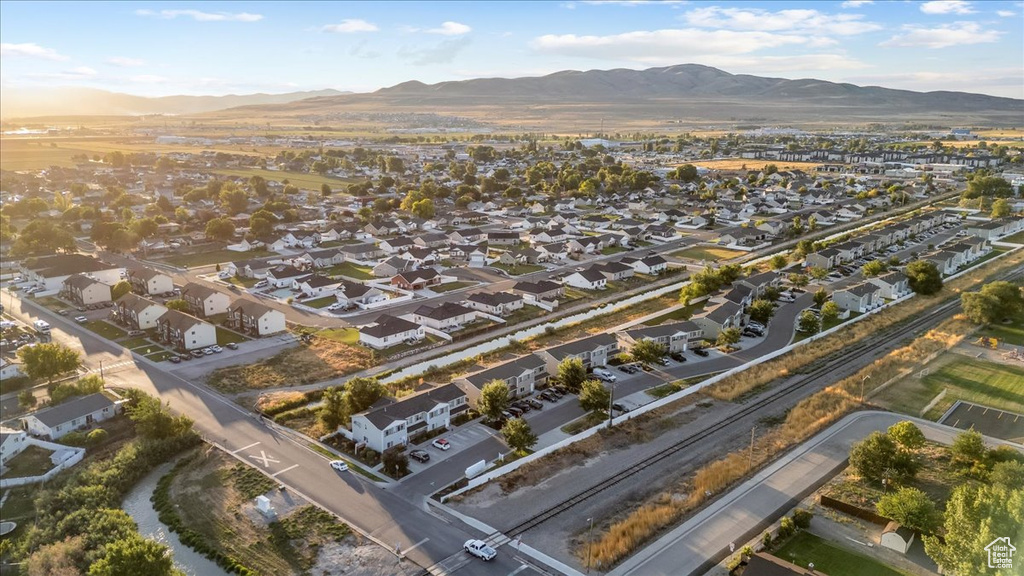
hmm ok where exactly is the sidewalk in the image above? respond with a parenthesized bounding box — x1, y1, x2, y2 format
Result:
(610, 410, 1022, 576)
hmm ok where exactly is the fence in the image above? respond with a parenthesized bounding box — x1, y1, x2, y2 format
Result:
(0, 438, 86, 488)
(819, 495, 890, 526)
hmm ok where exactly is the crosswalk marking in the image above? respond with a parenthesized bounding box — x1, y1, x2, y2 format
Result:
(271, 464, 299, 477)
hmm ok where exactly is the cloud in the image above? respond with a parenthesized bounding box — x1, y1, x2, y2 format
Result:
(399, 37, 472, 65)
(27, 66, 99, 80)
(107, 56, 145, 67)
(533, 28, 824, 62)
(996, 10, 1015, 16)
(135, 9, 263, 22)
(881, 21, 999, 48)
(845, 68, 1023, 98)
(0, 42, 69, 61)
(919, 1, 975, 15)
(682, 7, 882, 36)
(129, 74, 169, 84)
(321, 19, 379, 33)
(426, 21, 472, 35)
(841, 1, 874, 7)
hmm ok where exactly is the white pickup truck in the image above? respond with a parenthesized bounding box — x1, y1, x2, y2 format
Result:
(33, 320, 51, 333)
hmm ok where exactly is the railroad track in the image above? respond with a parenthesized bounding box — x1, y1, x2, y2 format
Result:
(504, 264, 1023, 537)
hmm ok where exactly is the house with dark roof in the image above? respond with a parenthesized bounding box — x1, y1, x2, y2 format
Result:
(349, 383, 467, 452)
(563, 268, 608, 290)
(592, 261, 634, 281)
(379, 236, 415, 255)
(226, 300, 286, 336)
(457, 354, 548, 399)
(391, 268, 441, 291)
(692, 300, 745, 339)
(127, 267, 174, 296)
(156, 309, 217, 351)
(487, 231, 522, 246)
(60, 274, 112, 306)
(338, 242, 385, 262)
(739, 270, 781, 298)
(358, 314, 424, 350)
(805, 247, 841, 271)
(535, 333, 619, 375)
(115, 292, 168, 330)
(744, 552, 828, 576)
(264, 265, 309, 289)
(620, 255, 668, 275)
(21, 254, 122, 292)
(512, 280, 563, 302)
(335, 280, 385, 308)
(464, 291, 524, 316)
(22, 393, 119, 440)
(833, 282, 882, 313)
(867, 271, 911, 300)
(617, 321, 703, 354)
(410, 302, 477, 331)
(373, 256, 416, 278)
(296, 274, 342, 298)
(181, 282, 230, 317)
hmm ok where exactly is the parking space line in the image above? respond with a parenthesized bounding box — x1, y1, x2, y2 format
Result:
(232, 441, 260, 454)
(271, 464, 299, 477)
(507, 565, 531, 576)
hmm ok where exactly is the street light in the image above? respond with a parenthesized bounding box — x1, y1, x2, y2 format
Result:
(586, 517, 595, 574)
(607, 380, 616, 428)
(860, 374, 871, 403)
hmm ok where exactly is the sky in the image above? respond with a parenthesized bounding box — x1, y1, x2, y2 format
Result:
(1, 0, 1022, 99)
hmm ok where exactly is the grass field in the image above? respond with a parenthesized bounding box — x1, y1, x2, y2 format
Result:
(671, 245, 746, 261)
(223, 275, 259, 288)
(161, 248, 270, 268)
(601, 246, 629, 255)
(645, 302, 705, 325)
(146, 351, 178, 362)
(214, 167, 356, 192)
(491, 262, 546, 275)
(302, 295, 337, 309)
(977, 312, 1024, 346)
(317, 327, 361, 344)
(1001, 230, 1024, 245)
(323, 261, 375, 280)
(216, 327, 248, 346)
(2, 445, 55, 478)
(691, 159, 823, 171)
(773, 532, 909, 576)
(85, 320, 127, 341)
(431, 281, 476, 293)
(120, 336, 151, 349)
(131, 344, 165, 355)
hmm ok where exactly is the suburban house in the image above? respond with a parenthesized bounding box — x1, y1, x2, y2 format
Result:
(487, 231, 522, 246)
(457, 354, 548, 399)
(563, 268, 608, 290)
(60, 274, 112, 306)
(296, 274, 342, 298)
(339, 242, 386, 262)
(0, 427, 28, 466)
(226, 300, 286, 336)
(722, 284, 755, 308)
(373, 256, 416, 278)
(867, 271, 911, 300)
(265, 265, 309, 289)
(156, 309, 218, 351)
(20, 254, 122, 292)
(335, 281, 386, 308)
(593, 261, 634, 281)
(127, 267, 175, 296)
(410, 302, 477, 331)
(616, 321, 703, 354)
(620, 255, 668, 275)
(181, 282, 231, 317)
(115, 292, 168, 330)
(0, 358, 24, 381)
(391, 268, 441, 291)
(805, 247, 841, 271)
(833, 282, 883, 313)
(348, 383, 467, 453)
(228, 258, 275, 279)
(358, 314, 424, 350)
(464, 292, 524, 316)
(21, 393, 119, 441)
(512, 280, 563, 302)
(535, 333, 619, 375)
(738, 271, 781, 298)
(692, 300, 745, 339)
(379, 237, 415, 255)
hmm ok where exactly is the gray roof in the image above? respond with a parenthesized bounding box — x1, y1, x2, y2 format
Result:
(359, 383, 465, 429)
(63, 273, 106, 290)
(413, 301, 474, 321)
(360, 314, 420, 339)
(701, 300, 743, 324)
(24, 254, 116, 278)
(229, 299, 277, 318)
(466, 291, 522, 307)
(841, 282, 881, 297)
(117, 292, 163, 314)
(127, 267, 169, 281)
(574, 269, 607, 283)
(544, 333, 618, 360)
(624, 321, 701, 339)
(158, 309, 209, 332)
(463, 354, 546, 387)
(181, 281, 224, 300)
(27, 393, 114, 428)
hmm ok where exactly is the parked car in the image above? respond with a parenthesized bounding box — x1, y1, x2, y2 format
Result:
(127, 330, 145, 337)
(657, 357, 670, 366)
(594, 368, 617, 382)
(513, 401, 531, 413)
(210, 345, 223, 353)
(612, 402, 630, 413)
(539, 391, 557, 402)
(693, 348, 710, 357)
(226, 342, 239, 350)
(74, 315, 88, 323)
(169, 355, 182, 363)
(507, 406, 523, 418)
(191, 350, 205, 358)
(432, 438, 451, 451)
(464, 540, 497, 561)
(670, 353, 687, 362)
(330, 460, 349, 472)
(409, 450, 430, 463)
(527, 398, 544, 410)
(57, 309, 68, 316)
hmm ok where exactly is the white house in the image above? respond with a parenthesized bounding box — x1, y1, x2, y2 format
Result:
(410, 302, 477, 331)
(0, 427, 28, 466)
(833, 282, 883, 313)
(127, 267, 175, 296)
(621, 255, 668, 275)
(20, 254, 122, 292)
(60, 274, 112, 306)
(358, 314, 424, 350)
(617, 321, 703, 354)
(867, 271, 911, 300)
(349, 383, 467, 453)
(180, 282, 231, 318)
(156, 310, 218, 351)
(563, 269, 608, 290)
(22, 393, 119, 441)
(457, 354, 547, 399)
(226, 300, 286, 336)
(0, 358, 24, 381)
(535, 333, 618, 375)
(464, 292, 524, 316)
(115, 293, 168, 330)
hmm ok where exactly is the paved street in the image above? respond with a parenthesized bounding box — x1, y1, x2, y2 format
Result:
(611, 411, 1024, 576)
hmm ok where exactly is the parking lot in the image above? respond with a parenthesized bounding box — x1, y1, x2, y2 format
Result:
(825, 221, 964, 288)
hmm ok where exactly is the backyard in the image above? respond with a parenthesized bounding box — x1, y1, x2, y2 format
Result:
(2, 445, 54, 478)
(322, 262, 375, 280)
(216, 326, 249, 346)
(772, 532, 910, 576)
(490, 262, 546, 275)
(430, 281, 476, 293)
(671, 245, 746, 262)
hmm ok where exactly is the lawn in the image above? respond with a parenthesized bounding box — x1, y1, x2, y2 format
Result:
(322, 261, 375, 280)
(216, 327, 249, 346)
(671, 245, 746, 261)
(146, 351, 178, 362)
(502, 304, 548, 326)
(431, 281, 476, 293)
(302, 296, 337, 309)
(2, 445, 54, 478)
(316, 327, 361, 344)
(977, 311, 1024, 346)
(161, 248, 271, 269)
(213, 167, 356, 192)
(1000, 230, 1024, 245)
(131, 344, 165, 355)
(645, 302, 706, 325)
(646, 373, 720, 398)
(491, 262, 546, 275)
(223, 275, 259, 288)
(773, 532, 910, 576)
(601, 246, 628, 255)
(85, 320, 127, 341)
(120, 336, 151, 349)
(561, 411, 607, 435)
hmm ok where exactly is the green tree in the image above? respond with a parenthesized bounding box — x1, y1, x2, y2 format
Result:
(18, 389, 36, 408)
(165, 299, 190, 312)
(578, 379, 611, 414)
(820, 301, 840, 324)
(111, 280, 132, 300)
(673, 164, 699, 182)
(87, 535, 179, 576)
(17, 342, 81, 383)
(120, 389, 193, 440)
(342, 377, 385, 419)
(849, 431, 918, 485)
(501, 418, 538, 454)
(630, 339, 667, 365)
(476, 379, 511, 422)
(748, 299, 775, 325)
(950, 429, 986, 469)
(787, 273, 809, 288)
(962, 175, 1013, 201)
(205, 217, 236, 241)
(769, 254, 788, 271)
(924, 483, 1023, 576)
(813, 288, 829, 307)
(219, 187, 249, 215)
(319, 386, 346, 429)
(861, 260, 887, 277)
(798, 310, 820, 334)
(557, 357, 588, 393)
(877, 487, 939, 533)
(381, 447, 409, 477)
(991, 461, 1024, 489)
(906, 260, 943, 295)
(321, 183, 332, 198)
(961, 281, 1024, 325)
(991, 198, 1012, 218)
(808, 266, 828, 281)
(11, 219, 76, 256)
(411, 198, 435, 219)
(130, 217, 159, 239)
(716, 327, 741, 348)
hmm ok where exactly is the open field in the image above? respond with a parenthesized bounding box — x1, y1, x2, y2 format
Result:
(1001, 230, 1024, 245)
(213, 167, 357, 191)
(773, 532, 910, 576)
(207, 337, 372, 393)
(491, 262, 546, 275)
(316, 327, 361, 344)
(691, 159, 824, 171)
(302, 295, 337, 309)
(671, 245, 746, 261)
(874, 353, 1024, 420)
(160, 248, 271, 268)
(323, 261, 375, 280)
(977, 312, 1024, 346)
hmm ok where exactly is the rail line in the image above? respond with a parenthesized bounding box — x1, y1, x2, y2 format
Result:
(504, 264, 1023, 537)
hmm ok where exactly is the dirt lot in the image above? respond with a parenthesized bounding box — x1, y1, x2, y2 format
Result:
(169, 449, 419, 576)
(206, 338, 374, 393)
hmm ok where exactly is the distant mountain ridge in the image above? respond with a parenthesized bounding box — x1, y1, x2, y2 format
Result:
(0, 87, 347, 119)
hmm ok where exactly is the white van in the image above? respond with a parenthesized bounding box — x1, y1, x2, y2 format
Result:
(33, 320, 51, 333)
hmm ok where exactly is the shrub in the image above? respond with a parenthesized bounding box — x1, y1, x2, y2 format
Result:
(762, 531, 772, 548)
(778, 517, 795, 539)
(86, 428, 109, 445)
(792, 508, 813, 529)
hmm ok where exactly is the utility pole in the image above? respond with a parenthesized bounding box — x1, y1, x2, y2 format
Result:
(586, 517, 595, 574)
(861, 374, 871, 403)
(607, 381, 615, 429)
(748, 425, 756, 468)
(99, 359, 104, 382)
